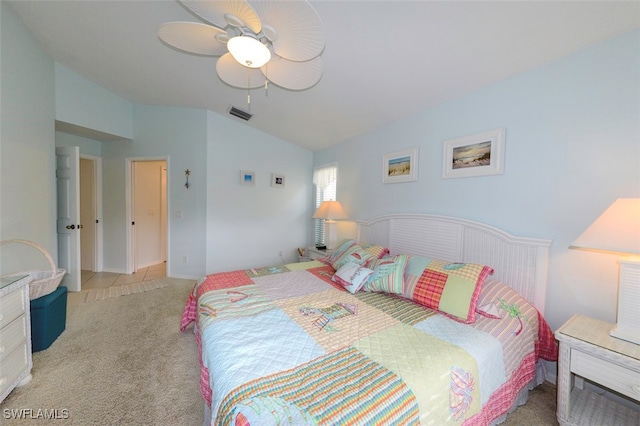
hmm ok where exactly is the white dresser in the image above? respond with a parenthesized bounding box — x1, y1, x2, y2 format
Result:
(0, 274, 33, 403)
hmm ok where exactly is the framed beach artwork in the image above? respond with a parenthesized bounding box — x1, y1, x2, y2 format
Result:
(442, 128, 505, 179)
(382, 147, 419, 184)
(240, 170, 255, 186)
(271, 173, 285, 188)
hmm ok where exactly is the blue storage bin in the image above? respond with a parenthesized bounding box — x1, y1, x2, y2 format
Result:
(30, 286, 67, 352)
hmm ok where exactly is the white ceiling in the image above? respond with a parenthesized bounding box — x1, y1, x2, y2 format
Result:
(8, 1, 640, 151)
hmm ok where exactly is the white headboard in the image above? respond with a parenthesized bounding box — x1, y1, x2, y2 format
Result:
(356, 213, 552, 314)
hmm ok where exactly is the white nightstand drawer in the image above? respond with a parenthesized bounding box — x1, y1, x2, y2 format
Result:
(0, 314, 28, 362)
(0, 287, 26, 329)
(0, 343, 29, 397)
(572, 349, 640, 402)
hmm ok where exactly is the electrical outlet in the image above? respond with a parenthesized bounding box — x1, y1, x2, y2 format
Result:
(183, 255, 189, 263)
(278, 250, 283, 257)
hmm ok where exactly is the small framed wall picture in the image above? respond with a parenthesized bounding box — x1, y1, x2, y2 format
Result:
(271, 173, 285, 188)
(382, 147, 419, 184)
(240, 170, 255, 186)
(443, 128, 505, 179)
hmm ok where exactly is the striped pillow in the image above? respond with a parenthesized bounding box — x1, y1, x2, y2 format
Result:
(403, 256, 493, 323)
(331, 245, 376, 271)
(363, 254, 408, 295)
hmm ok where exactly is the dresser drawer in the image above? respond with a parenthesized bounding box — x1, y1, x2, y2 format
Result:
(0, 343, 29, 397)
(0, 314, 28, 362)
(0, 287, 26, 329)
(572, 349, 640, 402)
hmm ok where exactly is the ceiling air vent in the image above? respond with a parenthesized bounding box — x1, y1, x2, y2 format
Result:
(229, 106, 252, 121)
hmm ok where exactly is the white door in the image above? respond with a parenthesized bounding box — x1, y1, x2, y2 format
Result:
(56, 146, 81, 292)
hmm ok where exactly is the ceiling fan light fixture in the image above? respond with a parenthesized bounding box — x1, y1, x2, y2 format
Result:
(227, 36, 271, 68)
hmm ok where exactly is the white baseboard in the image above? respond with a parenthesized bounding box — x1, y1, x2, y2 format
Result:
(168, 274, 201, 280)
(101, 267, 128, 274)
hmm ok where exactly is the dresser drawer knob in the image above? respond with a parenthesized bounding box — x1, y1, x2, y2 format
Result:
(632, 384, 640, 395)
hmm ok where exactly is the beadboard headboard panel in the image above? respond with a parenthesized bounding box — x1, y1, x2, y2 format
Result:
(356, 213, 552, 314)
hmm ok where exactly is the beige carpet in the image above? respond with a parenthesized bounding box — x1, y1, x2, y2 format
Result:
(1, 277, 558, 425)
(1, 277, 203, 425)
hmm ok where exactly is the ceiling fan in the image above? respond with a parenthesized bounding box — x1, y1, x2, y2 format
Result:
(158, 0, 325, 94)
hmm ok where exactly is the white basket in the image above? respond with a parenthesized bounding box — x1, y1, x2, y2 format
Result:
(0, 239, 66, 300)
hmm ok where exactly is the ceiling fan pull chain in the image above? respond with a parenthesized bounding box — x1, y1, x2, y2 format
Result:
(247, 67, 251, 112)
(264, 64, 269, 97)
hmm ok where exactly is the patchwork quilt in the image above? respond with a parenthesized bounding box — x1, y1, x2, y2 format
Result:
(181, 261, 557, 426)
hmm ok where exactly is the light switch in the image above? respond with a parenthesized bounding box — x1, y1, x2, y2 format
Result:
(176, 210, 183, 218)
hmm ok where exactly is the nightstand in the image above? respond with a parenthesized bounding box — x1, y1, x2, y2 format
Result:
(555, 314, 640, 425)
(307, 246, 332, 261)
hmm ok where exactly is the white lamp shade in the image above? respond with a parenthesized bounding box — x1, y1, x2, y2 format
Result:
(312, 200, 348, 221)
(227, 36, 271, 68)
(571, 199, 640, 256)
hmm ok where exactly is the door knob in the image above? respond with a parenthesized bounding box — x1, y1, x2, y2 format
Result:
(66, 224, 75, 230)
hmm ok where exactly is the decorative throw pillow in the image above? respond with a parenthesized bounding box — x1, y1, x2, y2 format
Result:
(363, 254, 408, 295)
(332, 261, 375, 294)
(322, 239, 359, 265)
(331, 245, 376, 271)
(403, 256, 494, 323)
(360, 243, 390, 259)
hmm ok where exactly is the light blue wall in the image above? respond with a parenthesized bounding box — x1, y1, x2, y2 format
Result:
(314, 30, 640, 331)
(55, 64, 133, 139)
(101, 105, 208, 278)
(55, 131, 102, 157)
(206, 111, 314, 272)
(0, 2, 57, 273)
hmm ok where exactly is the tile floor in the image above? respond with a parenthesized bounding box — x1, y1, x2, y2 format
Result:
(81, 262, 166, 290)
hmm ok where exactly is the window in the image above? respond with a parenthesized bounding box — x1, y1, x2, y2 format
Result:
(313, 163, 337, 245)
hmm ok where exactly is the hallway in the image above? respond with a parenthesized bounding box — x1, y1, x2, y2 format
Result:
(81, 263, 166, 290)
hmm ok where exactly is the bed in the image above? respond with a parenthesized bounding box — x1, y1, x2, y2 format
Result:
(181, 213, 558, 425)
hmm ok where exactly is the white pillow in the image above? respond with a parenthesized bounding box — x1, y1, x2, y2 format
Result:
(332, 261, 374, 294)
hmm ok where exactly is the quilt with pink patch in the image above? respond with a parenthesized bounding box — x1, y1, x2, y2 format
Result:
(181, 261, 557, 426)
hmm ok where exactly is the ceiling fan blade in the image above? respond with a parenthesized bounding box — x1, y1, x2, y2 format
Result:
(262, 56, 322, 91)
(217, 53, 266, 89)
(249, 0, 324, 62)
(179, 0, 261, 34)
(158, 22, 227, 56)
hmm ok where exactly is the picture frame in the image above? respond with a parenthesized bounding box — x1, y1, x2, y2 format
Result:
(382, 147, 419, 184)
(271, 173, 285, 188)
(442, 128, 505, 179)
(240, 170, 255, 186)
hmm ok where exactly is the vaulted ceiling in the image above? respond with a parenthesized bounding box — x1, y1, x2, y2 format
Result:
(8, 1, 640, 151)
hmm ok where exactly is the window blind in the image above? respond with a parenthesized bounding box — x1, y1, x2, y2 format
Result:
(313, 163, 338, 245)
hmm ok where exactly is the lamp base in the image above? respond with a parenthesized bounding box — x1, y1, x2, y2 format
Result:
(325, 220, 339, 250)
(610, 324, 640, 345)
(610, 258, 640, 345)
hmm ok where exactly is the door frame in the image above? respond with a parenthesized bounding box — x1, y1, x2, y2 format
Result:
(125, 156, 169, 275)
(79, 154, 103, 272)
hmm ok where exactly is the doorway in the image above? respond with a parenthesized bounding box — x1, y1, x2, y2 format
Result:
(56, 149, 102, 291)
(79, 156, 102, 272)
(126, 158, 168, 275)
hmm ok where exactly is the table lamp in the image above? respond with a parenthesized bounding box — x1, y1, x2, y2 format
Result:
(312, 200, 348, 250)
(571, 198, 640, 344)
